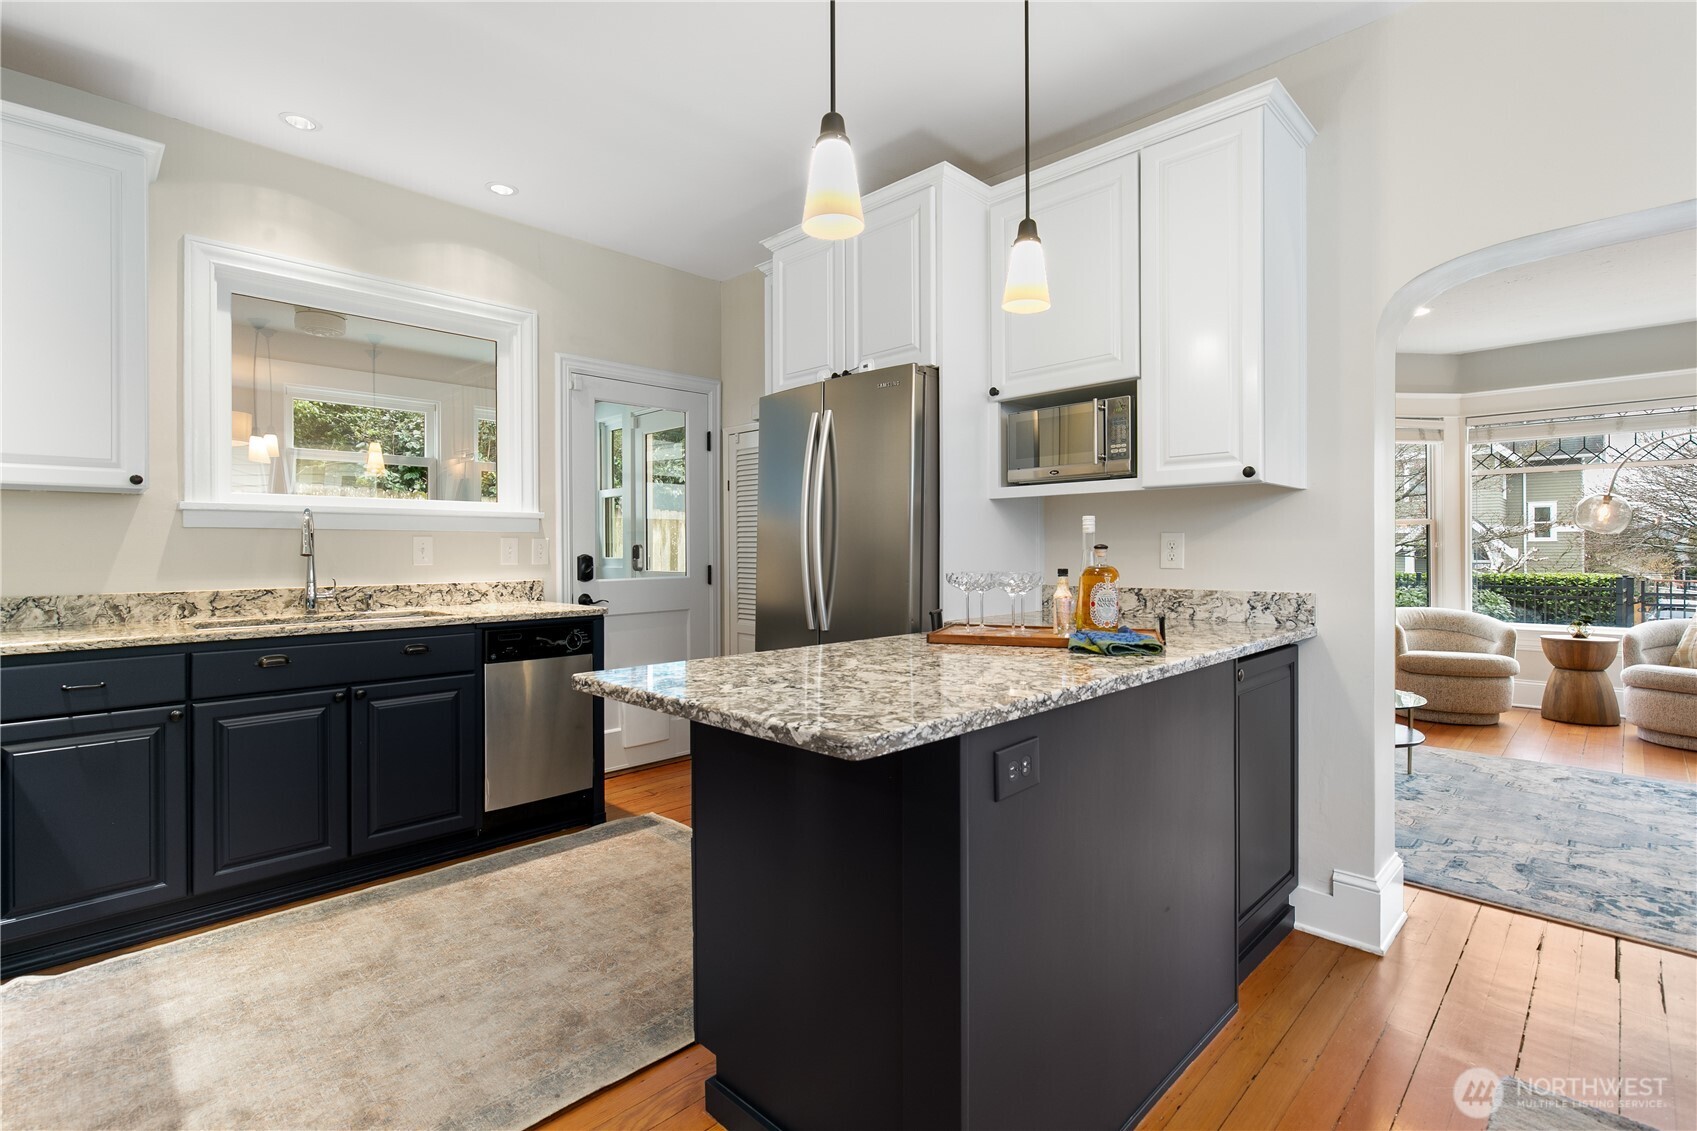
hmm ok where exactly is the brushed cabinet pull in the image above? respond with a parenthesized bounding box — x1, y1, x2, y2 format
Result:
(60, 681, 107, 692)
(1237, 668, 1246, 683)
(403, 643, 430, 655)
(256, 654, 290, 668)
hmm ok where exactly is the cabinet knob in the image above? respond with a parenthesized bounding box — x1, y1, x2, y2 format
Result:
(1242, 466, 1257, 479)
(988, 386, 1001, 398)
(1237, 668, 1246, 682)
(333, 691, 347, 702)
(168, 709, 183, 722)
(354, 689, 367, 700)
(129, 474, 144, 485)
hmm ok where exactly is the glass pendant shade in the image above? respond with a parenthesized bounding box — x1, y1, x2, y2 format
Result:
(231, 410, 253, 444)
(264, 434, 280, 459)
(246, 433, 272, 464)
(1001, 219, 1051, 314)
(1574, 492, 1632, 535)
(364, 441, 387, 476)
(801, 113, 864, 240)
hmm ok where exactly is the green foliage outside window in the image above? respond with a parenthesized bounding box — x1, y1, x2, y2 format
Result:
(293, 399, 428, 497)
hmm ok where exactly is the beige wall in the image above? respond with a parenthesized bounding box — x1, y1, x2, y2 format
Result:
(0, 68, 722, 598)
(1397, 321, 1697, 394)
(717, 269, 766, 429)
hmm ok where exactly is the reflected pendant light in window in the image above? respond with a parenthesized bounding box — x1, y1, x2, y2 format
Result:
(800, 0, 864, 239)
(1001, 1, 1051, 314)
(364, 341, 387, 476)
(244, 320, 271, 464)
(259, 327, 280, 459)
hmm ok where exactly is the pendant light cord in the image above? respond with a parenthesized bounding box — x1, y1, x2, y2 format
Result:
(829, 0, 837, 113)
(1024, 0, 1032, 222)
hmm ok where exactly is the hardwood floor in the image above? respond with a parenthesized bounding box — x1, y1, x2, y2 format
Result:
(551, 748, 1696, 1131)
(1412, 706, 1697, 783)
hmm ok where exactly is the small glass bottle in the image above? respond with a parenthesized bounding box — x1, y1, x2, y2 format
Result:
(1052, 569, 1074, 636)
(1079, 543, 1121, 632)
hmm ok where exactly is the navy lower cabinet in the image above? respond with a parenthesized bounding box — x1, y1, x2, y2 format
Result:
(1, 705, 188, 940)
(1235, 645, 1300, 982)
(192, 688, 350, 894)
(351, 674, 479, 854)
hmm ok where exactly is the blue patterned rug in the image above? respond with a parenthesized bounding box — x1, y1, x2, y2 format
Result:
(1396, 748, 1697, 952)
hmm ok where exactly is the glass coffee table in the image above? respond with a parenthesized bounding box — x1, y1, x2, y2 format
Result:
(1394, 690, 1426, 775)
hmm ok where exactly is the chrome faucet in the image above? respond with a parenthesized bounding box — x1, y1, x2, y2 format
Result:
(300, 508, 336, 612)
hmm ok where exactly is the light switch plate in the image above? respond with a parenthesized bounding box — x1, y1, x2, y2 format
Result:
(413, 536, 434, 567)
(499, 537, 519, 566)
(1160, 533, 1185, 569)
(530, 538, 550, 566)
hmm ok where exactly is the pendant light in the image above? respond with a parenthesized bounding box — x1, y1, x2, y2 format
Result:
(1001, 0, 1051, 314)
(259, 327, 280, 459)
(364, 340, 387, 477)
(244, 320, 271, 464)
(800, 0, 864, 239)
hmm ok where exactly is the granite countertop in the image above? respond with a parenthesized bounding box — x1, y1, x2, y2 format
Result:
(0, 601, 603, 656)
(575, 621, 1315, 760)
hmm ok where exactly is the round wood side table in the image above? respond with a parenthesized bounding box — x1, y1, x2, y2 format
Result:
(1538, 635, 1620, 726)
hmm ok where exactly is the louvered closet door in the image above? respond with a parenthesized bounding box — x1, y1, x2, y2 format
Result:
(725, 426, 760, 654)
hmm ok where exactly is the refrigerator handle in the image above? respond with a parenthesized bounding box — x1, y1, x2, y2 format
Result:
(812, 408, 834, 633)
(800, 410, 820, 631)
(820, 409, 839, 631)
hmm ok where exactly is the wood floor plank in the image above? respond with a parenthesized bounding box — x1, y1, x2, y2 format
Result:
(1514, 924, 1623, 1114)
(537, 1045, 714, 1129)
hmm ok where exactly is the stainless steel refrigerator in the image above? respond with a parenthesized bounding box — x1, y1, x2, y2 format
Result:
(756, 364, 939, 651)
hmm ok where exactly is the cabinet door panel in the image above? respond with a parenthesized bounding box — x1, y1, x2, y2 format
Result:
(1140, 112, 1264, 486)
(845, 188, 934, 371)
(1, 707, 187, 941)
(352, 675, 478, 854)
(989, 152, 1140, 399)
(770, 239, 839, 393)
(193, 690, 348, 893)
(1235, 645, 1297, 979)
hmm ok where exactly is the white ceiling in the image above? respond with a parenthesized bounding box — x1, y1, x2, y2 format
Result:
(0, 1, 1400, 281)
(1397, 229, 1697, 355)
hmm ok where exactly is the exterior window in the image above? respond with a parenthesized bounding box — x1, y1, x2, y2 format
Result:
(1527, 501, 1558, 542)
(1394, 441, 1432, 607)
(285, 395, 434, 500)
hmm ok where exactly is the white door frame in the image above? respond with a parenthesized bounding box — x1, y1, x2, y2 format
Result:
(556, 354, 721, 657)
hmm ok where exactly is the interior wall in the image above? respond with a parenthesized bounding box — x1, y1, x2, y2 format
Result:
(1032, 0, 1695, 945)
(718, 269, 766, 429)
(1397, 320, 1697, 394)
(0, 68, 722, 598)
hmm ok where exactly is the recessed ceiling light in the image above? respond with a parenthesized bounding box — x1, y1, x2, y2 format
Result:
(1413, 306, 1432, 317)
(279, 112, 319, 131)
(486, 182, 518, 197)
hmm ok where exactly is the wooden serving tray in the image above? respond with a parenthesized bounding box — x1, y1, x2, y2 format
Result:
(926, 623, 1164, 649)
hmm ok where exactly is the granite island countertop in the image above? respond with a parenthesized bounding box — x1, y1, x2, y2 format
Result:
(575, 621, 1314, 760)
(0, 600, 603, 656)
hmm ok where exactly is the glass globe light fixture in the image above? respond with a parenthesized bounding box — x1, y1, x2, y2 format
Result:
(1574, 492, 1632, 535)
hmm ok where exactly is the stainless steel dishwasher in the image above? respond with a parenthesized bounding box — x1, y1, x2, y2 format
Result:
(483, 625, 597, 812)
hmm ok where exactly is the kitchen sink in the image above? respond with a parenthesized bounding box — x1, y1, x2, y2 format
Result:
(188, 609, 453, 630)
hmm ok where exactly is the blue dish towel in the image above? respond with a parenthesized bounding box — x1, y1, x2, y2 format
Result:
(1068, 628, 1166, 656)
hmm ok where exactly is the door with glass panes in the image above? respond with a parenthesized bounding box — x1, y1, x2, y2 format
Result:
(567, 371, 716, 771)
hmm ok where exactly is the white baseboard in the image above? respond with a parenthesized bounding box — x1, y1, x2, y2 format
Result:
(1292, 854, 1407, 955)
(1511, 677, 1625, 712)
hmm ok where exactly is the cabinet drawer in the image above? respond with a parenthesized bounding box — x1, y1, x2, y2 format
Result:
(191, 631, 476, 699)
(1, 653, 187, 722)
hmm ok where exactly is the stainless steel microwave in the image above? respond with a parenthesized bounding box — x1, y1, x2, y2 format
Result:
(1003, 395, 1134, 485)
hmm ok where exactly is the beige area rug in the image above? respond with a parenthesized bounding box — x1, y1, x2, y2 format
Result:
(1, 814, 694, 1130)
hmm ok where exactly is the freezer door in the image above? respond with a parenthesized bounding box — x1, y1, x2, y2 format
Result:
(818, 365, 937, 643)
(755, 382, 824, 651)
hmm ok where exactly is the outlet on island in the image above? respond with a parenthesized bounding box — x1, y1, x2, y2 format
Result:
(994, 738, 1040, 801)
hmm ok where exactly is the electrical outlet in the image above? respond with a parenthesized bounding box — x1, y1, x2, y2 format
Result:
(412, 536, 434, 567)
(993, 738, 1040, 801)
(1160, 532, 1185, 570)
(499, 537, 519, 566)
(530, 538, 550, 566)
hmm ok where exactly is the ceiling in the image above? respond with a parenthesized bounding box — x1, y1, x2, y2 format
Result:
(0, 1, 1400, 281)
(230, 295, 496, 388)
(1397, 229, 1697, 355)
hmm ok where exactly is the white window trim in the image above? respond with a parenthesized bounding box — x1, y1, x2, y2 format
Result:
(1526, 500, 1558, 542)
(182, 237, 541, 531)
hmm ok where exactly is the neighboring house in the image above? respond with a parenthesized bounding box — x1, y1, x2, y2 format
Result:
(1471, 439, 1595, 572)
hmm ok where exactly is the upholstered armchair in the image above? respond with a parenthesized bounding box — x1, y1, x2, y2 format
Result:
(1621, 620, 1697, 751)
(1395, 608, 1520, 725)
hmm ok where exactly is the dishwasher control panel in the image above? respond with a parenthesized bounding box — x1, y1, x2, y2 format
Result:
(484, 625, 595, 663)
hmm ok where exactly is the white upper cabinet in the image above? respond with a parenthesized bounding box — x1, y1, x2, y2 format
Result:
(988, 151, 1140, 400)
(1139, 101, 1310, 488)
(765, 182, 936, 393)
(844, 186, 935, 372)
(1, 102, 161, 493)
